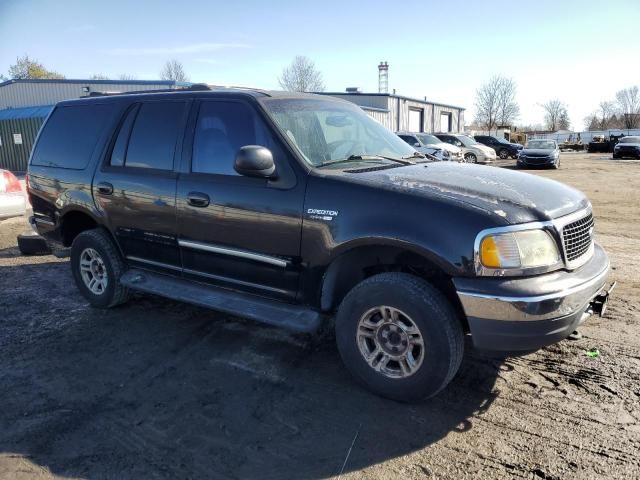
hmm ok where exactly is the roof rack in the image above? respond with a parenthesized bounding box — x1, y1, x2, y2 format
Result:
(87, 83, 211, 97)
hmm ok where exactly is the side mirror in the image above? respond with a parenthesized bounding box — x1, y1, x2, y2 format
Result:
(413, 142, 421, 148)
(234, 146, 276, 178)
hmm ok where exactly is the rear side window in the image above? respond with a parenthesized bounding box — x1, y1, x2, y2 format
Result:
(31, 103, 115, 169)
(109, 105, 139, 167)
(125, 102, 185, 170)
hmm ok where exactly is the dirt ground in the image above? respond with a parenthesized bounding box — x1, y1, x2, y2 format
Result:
(0, 153, 638, 480)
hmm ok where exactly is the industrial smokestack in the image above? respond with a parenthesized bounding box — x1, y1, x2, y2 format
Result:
(378, 61, 389, 94)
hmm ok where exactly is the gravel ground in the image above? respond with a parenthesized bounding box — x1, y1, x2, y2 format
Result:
(0, 153, 638, 480)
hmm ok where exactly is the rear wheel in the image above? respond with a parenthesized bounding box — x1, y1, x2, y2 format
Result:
(335, 273, 464, 402)
(70, 228, 130, 308)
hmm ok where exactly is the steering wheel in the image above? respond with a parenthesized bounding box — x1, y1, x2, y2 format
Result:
(327, 140, 365, 160)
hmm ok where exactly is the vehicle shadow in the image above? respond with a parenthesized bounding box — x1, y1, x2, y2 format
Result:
(0, 261, 502, 480)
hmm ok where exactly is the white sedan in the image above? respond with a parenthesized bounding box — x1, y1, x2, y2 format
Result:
(0, 169, 26, 220)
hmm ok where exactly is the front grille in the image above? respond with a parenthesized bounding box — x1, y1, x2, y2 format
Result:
(562, 212, 594, 262)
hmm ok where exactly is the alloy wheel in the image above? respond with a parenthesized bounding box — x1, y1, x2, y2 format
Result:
(356, 306, 424, 379)
(79, 247, 108, 295)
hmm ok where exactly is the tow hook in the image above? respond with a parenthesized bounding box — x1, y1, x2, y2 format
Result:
(591, 281, 616, 317)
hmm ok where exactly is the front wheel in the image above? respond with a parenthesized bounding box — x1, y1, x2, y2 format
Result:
(464, 152, 477, 163)
(335, 273, 464, 402)
(71, 228, 130, 308)
(498, 149, 509, 159)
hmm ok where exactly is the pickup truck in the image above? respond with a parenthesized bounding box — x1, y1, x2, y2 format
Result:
(27, 86, 612, 401)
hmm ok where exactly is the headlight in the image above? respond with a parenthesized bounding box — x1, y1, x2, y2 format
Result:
(477, 229, 561, 274)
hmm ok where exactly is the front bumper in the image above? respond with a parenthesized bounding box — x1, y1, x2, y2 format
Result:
(475, 151, 496, 164)
(454, 243, 610, 351)
(518, 156, 557, 166)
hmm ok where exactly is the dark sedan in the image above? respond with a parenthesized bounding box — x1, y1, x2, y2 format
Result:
(517, 139, 560, 169)
(474, 135, 523, 159)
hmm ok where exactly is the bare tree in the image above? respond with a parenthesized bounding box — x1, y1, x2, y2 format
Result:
(7, 55, 64, 79)
(597, 101, 616, 129)
(496, 77, 520, 127)
(584, 112, 600, 131)
(160, 59, 189, 82)
(118, 73, 137, 80)
(541, 99, 569, 131)
(474, 75, 519, 132)
(89, 73, 110, 80)
(616, 86, 640, 129)
(278, 56, 325, 92)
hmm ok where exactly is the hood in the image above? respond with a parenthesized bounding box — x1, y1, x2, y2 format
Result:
(328, 162, 588, 224)
(436, 142, 461, 154)
(472, 144, 495, 154)
(521, 148, 556, 156)
(615, 142, 640, 147)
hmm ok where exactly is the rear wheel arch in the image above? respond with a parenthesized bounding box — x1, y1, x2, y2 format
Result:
(59, 209, 118, 252)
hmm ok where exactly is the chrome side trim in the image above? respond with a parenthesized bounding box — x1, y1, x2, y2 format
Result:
(126, 256, 182, 271)
(178, 239, 288, 268)
(33, 217, 55, 226)
(183, 268, 289, 295)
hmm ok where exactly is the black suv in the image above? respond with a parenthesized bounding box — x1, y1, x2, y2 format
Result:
(474, 135, 523, 159)
(27, 87, 611, 401)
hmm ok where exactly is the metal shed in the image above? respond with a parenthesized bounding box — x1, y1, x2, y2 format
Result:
(0, 79, 190, 109)
(0, 105, 52, 172)
(318, 91, 465, 134)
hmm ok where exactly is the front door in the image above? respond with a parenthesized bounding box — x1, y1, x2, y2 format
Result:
(93, 100, 189, 272)
(176, 98, 305, 300)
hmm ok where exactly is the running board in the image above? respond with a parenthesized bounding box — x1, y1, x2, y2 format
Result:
(119, 269, 323, 333)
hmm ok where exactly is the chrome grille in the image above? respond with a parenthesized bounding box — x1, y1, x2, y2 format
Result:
(562, 212, 594, 262)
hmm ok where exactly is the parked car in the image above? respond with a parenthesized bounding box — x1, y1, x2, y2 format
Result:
(473, 135, 523, 159)
(28, 88, 611, 402)
(613, 136, 640, 159)
(517, 139, 561, 169)
(0, 169, 26, 220)
(397, 132, 464, 161)
(434, 133, 497, 163)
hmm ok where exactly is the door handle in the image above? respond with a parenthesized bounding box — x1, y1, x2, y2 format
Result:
(187, 192, 210, 208)
(96, 182, 113, 195)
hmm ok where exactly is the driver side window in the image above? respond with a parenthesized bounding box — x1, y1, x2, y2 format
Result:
(192, 101, 276, 176)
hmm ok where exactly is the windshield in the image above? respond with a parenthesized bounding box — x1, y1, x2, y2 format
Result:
(261, 98, 415, 167)
(457, 135, 479, 147)
(416, 134, 441, 145)
(495, 137, 510, 144)
(619, 136, 640, 144)
(526, 140, 556, 149)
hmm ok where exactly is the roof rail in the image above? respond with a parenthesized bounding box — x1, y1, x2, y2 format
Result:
(87, 83, 211, 97)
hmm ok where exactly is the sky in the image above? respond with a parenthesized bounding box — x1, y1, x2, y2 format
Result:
(1, 0, 639, 129)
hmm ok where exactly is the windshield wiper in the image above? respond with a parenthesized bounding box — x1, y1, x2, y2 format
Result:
(317, 154, 414, 168)
(403, 152, 439, 163)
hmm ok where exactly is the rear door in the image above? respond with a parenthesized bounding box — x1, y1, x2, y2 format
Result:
(93, 99, 189, 272)
(176, 98, 305, 301)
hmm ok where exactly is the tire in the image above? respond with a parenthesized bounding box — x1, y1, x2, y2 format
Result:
(70, 228, 130, 308)
(335, 273, 464, 402)
(612, 154, 619, 159)
(498, 149, 509, 159)
(553, 159, 560, 169)
(464, 153, 477, 163)
(17, 233, 51, 255)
